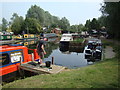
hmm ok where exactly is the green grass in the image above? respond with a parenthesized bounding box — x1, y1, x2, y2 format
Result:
(3, 58, 119, 88)
(73, 38, 84, 43)
(2, 39, 119, 88)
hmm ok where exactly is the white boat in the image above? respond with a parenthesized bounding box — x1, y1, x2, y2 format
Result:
(84, 38, 102, 61)
(60, 34, 73, 44)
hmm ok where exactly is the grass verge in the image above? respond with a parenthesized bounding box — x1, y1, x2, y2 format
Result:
(73, 38, 84, 43)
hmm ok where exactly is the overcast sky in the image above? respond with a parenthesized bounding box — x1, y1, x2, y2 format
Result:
(0, 0, 104, 25)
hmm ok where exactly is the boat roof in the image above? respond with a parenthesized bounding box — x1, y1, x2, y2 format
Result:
(88, 38, 101, 44)
(0, 45, 27, 52)
(62, 33, 72, 36)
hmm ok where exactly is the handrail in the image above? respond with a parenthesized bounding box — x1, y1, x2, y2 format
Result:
(28, 49, 35, 50)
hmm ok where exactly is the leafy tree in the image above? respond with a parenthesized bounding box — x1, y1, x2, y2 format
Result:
(78, 24, 86, 32)
(26, 5, 70, 32)
(85, 18, 100, 31)
(85, 19, 91, 30)
(0, 24, 2, 32)
(98, 15, 107, 28)
(91, 18, 100, 30)
(22, 18, 42, 34)
(2, 18, 8, 31)
(69, 24, 86, 33)
(50, 24, 57, 29)
(26, 5, 45, 25)
(44, 11, 53, 26)
(70, 25, 78, 33)
(51, 16, 59, 26)
(11, 13, 24, 34)
(59, 17, 70, 31)
(100, 2, 120, 39)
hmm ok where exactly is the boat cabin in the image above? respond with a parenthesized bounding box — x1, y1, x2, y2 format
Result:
(60, 34, 73, 43)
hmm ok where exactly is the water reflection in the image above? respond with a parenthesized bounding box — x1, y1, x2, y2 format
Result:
(59, 43, 84, 54)
(43, 42, 88, 69)
(13, 37, 88, 68)
(15, 40, 38, 47)
(59, 45, 69, 53)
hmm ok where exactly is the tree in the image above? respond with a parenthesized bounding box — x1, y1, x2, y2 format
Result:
(85, 18, 100, 31)
(22, 18, 42, 34)
(91, 18, 100, 30)
(98, 15, 107, 27)
(0, 24, 2, 32)
(26, 5, 45, 25)
(11, 13, 24, 34)
(100, 2, 120, 39)
(69, 24, 86, 33)
(70, 25, 78, 33)
(59, 17, 70, 31)
(2, 18, 8, 31)
(78, 24, 86, 32)
(85, 19, 92, 30)
(26, 5, 70, 31)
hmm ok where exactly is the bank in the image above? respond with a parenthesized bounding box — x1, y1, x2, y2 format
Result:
(2, 39, 119, 88)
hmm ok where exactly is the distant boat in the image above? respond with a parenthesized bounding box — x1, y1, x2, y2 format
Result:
(14, 34, 39, 40)
(0, 35, 13, 40)
(44, 33, 58, 38)
(60, 34, 73, 44)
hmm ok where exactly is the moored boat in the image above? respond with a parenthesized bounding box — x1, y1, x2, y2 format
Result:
(60, 34, 73, 44)
(84, 38, 102, 62)
(0, 44, 40, 82)
(14, 34, 39, 40)
(0, 35, 13, 40)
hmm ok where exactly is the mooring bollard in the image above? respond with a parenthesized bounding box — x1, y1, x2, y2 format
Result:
(52, 56, 54, 64)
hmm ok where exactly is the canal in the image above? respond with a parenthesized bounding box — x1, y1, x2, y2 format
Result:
(16, 37, 88, 69)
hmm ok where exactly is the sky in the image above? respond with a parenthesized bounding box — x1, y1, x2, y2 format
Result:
(0, 0, 104, 25)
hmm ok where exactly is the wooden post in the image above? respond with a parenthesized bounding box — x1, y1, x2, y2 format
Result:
(52, 56, 54, 64)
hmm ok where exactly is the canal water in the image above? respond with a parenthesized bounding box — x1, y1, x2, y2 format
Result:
(17, 37, 88, 69)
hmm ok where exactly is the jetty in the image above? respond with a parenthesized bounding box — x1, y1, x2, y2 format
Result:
(19, 61, 65, 74)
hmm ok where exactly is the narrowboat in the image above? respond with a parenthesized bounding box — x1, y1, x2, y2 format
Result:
(14, 34, 39, 40)
(0, 31, 13, 40)
(0, 35, 13, 40)
(0, 44, 40, 82)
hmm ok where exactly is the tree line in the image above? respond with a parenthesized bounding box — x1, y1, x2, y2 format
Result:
(0, 5, 102, 35)
(100, 2, 120, 39)
(1, 2, 120, 40)
(0, 5, 71, 34)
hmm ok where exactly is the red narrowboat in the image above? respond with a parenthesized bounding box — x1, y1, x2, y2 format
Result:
(0, 45, 40, 82)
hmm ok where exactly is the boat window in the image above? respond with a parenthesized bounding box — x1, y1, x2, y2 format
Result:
(0, 53, 10, 66)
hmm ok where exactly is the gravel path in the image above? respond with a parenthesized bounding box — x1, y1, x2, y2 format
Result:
(104, 46, 116, 59)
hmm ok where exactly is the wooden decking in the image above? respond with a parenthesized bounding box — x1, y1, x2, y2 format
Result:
(19, 61, 65, 74)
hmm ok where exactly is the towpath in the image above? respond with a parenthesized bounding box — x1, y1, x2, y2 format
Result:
(104, 46, 116, 59)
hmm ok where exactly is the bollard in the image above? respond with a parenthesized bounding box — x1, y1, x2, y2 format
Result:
(52, 56, 54, 64)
